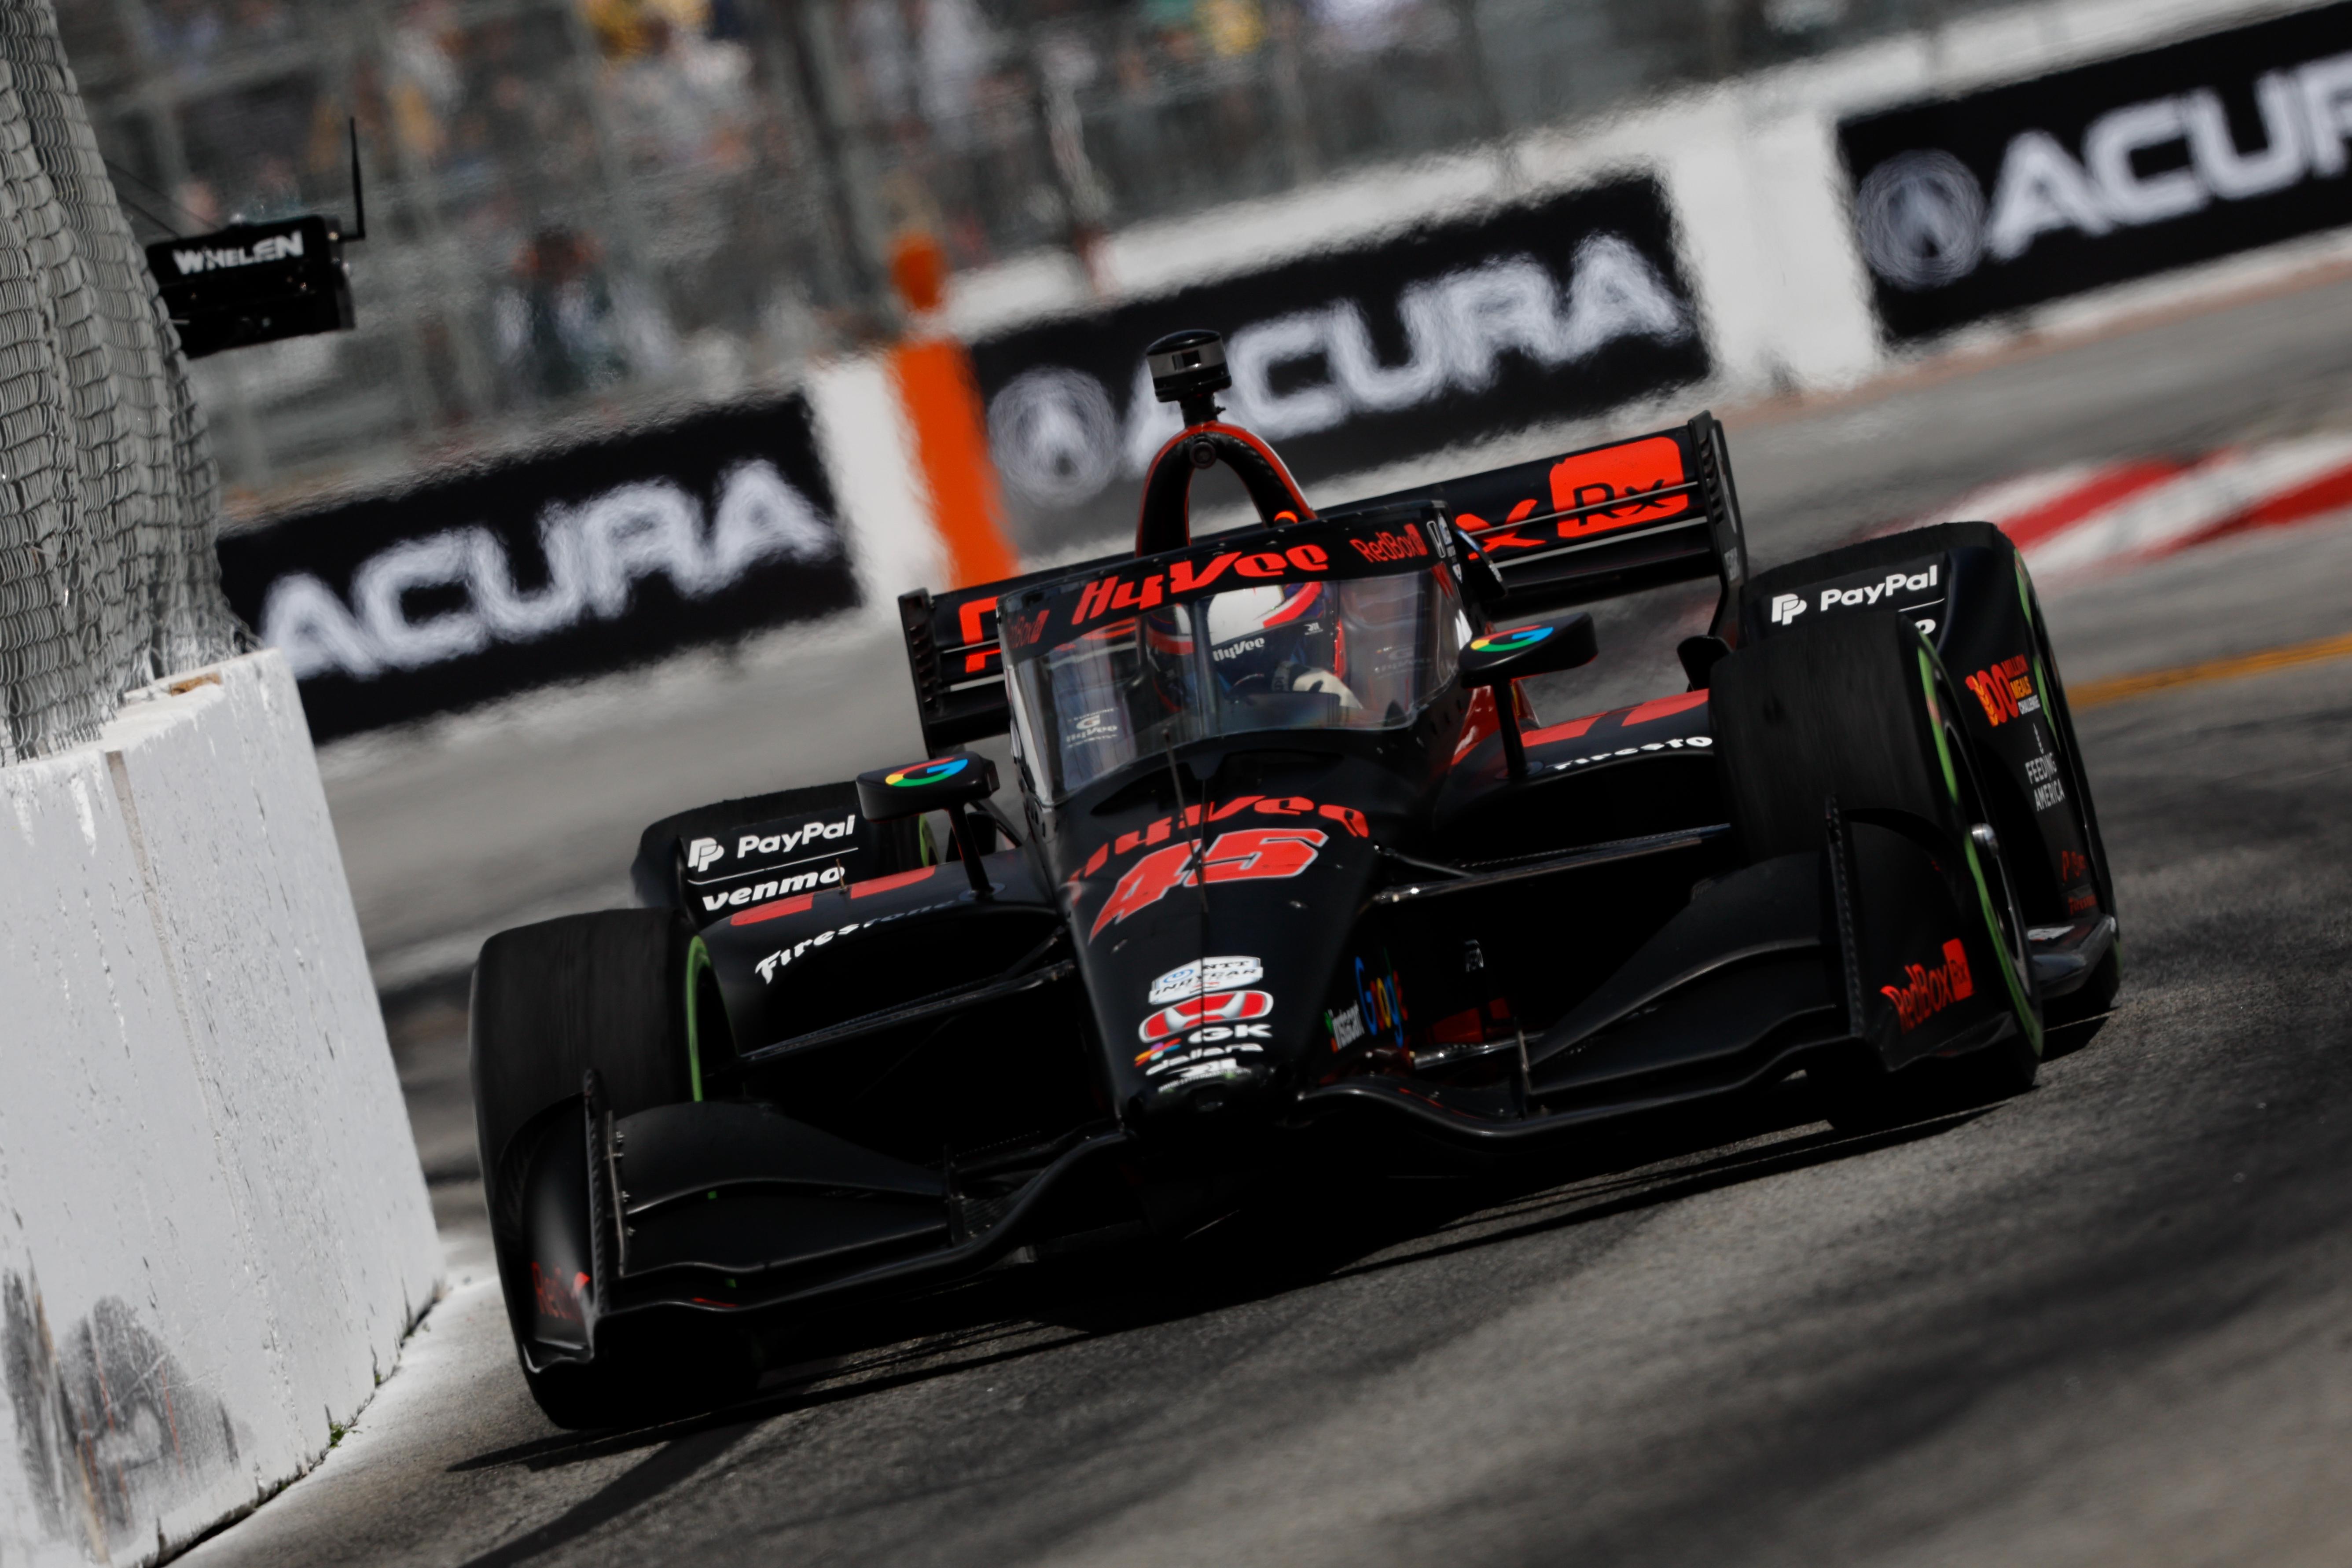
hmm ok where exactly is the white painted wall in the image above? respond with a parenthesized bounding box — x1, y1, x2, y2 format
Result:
(0, 650, 439, 1568)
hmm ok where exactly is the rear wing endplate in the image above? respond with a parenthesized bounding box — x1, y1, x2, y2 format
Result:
(900, 555, 1121, 754)
(896, 412, 1750, 755)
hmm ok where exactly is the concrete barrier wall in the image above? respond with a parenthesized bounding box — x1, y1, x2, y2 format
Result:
(0, 649, 438, 1567)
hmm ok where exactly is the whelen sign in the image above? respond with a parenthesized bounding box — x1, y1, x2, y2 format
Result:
(1839, 2, 2352, 341)
(967, 175, 1708, 554)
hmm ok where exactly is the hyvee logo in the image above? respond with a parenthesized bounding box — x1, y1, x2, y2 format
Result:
(968, 177, 1707, 551)
(1068, 793, 1371, 889)
(1841, 4, 2352, 338)
(1883, 938, 1976, 1032)
(1069, 544, 1330, 625)
(261, 459, 836, 681)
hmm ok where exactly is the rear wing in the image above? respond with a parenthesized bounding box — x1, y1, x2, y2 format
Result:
(895, 412, 1750, 755)
(900, 556, 1123, 753)
(1336, 411, 1748, 630)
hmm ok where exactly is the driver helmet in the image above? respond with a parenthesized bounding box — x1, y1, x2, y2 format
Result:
(1201, 583, 1352, 704)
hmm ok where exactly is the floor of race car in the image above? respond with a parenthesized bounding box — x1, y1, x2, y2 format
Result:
(191, 273, 2352, 1568)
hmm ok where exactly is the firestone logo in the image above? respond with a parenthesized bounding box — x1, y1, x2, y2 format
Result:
(1882, 938, 1975, 1032)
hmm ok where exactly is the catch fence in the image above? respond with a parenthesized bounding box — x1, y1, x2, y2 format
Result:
(0, 0, 234, 763)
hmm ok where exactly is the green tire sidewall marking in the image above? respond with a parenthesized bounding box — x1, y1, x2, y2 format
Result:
(684, 934, 714, 1101)
(1919, 645, 2044, 1058)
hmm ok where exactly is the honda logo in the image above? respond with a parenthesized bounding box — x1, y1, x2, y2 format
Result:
(1138, 988, 1274, 1043)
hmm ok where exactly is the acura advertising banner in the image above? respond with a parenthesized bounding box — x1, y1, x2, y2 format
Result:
(1841, 2, 2352, 341)
(218, 397, 857, 740)
(970, 175, 1709, 552)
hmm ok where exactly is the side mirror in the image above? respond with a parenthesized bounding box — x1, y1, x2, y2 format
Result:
(1460, 613, 1598, 687)
(856, 754, 1000, 896)
(1446, 521, 1507, 606)
(855, 753, 997, 821)
(1458, 613, 1597, 783)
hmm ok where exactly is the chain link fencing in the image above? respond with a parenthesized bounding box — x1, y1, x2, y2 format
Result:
(0, 0, 235, 764)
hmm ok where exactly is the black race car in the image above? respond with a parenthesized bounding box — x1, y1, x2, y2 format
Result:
(471, 329, 2121, 1426)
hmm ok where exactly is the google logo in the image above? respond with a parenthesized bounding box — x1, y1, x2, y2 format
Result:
(884, 757, 970, 787)
(1470, 625, 1553, 653)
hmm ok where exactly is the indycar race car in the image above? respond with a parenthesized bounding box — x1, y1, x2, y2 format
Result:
(471, 329, 2121, 1426)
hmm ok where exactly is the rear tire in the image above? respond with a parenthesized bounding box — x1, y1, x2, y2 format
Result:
(1713, 612, 2042, 1133)
(471, 909, 746, 1427)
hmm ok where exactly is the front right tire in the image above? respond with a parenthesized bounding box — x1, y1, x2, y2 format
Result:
(471, 908, 747, 1427)
(1713, 611, 2043, 1132)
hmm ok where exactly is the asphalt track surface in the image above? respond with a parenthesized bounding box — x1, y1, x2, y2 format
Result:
(200, 280, 2352, 1567)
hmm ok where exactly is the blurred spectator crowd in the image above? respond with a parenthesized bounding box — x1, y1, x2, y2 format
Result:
(60, 0, 1993, 513)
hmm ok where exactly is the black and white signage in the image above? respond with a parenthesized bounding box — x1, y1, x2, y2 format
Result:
(217, 397, 857, 740)
(968, 176, 1708, 552)
(1840, 3, 2352, 340)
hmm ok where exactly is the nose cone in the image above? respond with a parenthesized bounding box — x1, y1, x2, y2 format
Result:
(1075, 833, 1379, 1143)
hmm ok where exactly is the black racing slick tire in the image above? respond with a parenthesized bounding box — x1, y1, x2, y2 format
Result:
(1713, 611, 2043, 1132)
(2016, 562, 2124, 1038)
(471, 909, 744, 1428)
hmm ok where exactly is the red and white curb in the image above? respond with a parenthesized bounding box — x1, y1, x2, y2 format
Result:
(1900, 432, 2352, 579)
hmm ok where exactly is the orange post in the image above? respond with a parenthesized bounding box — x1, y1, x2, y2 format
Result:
(886, 232, 1019, 589)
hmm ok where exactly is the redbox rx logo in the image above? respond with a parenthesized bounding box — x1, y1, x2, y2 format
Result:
(1882, 938, 1975, 1032)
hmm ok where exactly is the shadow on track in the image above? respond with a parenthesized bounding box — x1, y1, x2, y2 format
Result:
(440, 1077, 1995, 1563)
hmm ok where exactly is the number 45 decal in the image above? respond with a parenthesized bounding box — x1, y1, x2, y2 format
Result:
(1088, 828, 1327, 940)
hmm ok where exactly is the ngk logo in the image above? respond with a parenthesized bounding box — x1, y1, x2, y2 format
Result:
(1769, 593, 1807, 625)
(687, 837, 724, 872)
(1139, 988, 1273, 1043)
